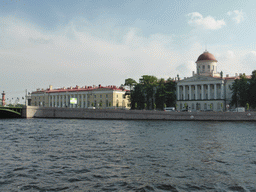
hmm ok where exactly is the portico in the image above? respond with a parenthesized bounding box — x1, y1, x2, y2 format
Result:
(176, 51, 226, 111)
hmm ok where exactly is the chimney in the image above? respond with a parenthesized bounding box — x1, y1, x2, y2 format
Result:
(226, 74, 229, 77)
(49, 85, 53, 90)
(239, 73, 242, 76)
(235, 73, 238, 77)
(192, 71, 195, 76)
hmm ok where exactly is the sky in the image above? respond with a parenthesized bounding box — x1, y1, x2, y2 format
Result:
(1, 0, 256, 104)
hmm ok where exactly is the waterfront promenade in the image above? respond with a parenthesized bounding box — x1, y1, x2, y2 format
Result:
(22, 106, 256, 121)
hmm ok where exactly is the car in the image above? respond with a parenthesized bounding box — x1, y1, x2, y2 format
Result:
(164, 107, 176, 112)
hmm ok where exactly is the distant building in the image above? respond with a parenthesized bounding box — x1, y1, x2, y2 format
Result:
(31, 84, 130, 109)
(176, 51, 249, 111)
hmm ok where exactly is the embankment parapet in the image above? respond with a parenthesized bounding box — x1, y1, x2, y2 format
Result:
(22, 106, 256, 121)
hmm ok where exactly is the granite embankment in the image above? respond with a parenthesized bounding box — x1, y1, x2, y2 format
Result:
(22, 106, 256, 121)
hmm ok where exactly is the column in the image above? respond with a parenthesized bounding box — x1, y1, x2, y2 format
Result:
(81, 94, 84, 108)
(208, 84, 210, 100)
(183, 85, 185, 100)
(189, 85, 192, 100)
(65, 93, 68, 107)
(77, 93, 80, 108)
(214, 84, 217, 99)
(221, 83, 224, 99)
(177, 86, 180, 100)
(195, 85, 198, 100)
(55, 95, 57, 107)
(201, 84, 204, 100)
(62, 95, 65, 107)
(58, 95, 61, 107)
(85, 93, 88, 108)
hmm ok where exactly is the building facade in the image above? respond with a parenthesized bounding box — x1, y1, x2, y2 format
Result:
(31, 84, 130, 109)
(176, 51, 244, 111)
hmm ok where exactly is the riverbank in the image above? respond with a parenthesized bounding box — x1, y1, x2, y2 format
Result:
(22, 106, 256, 121)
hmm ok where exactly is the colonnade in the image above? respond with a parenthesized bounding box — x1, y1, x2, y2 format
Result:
(177, 83, 224, 101)
(49, 93, 89, 108)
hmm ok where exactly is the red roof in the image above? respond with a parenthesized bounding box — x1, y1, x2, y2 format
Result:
(196, 51, 217, 62)
(32, 85, 128, 94)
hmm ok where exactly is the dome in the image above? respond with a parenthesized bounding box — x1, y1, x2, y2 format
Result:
(196, 51, 217, 62)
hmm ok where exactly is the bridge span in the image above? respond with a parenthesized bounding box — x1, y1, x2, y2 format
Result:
(0, 107, 22, 118)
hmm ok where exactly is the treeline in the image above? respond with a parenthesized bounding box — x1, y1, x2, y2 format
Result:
(124, 75, 176, 110)
(230, 70, 256, 109)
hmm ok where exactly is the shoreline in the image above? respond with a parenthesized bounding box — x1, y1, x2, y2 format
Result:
(21, 106, 256, 121)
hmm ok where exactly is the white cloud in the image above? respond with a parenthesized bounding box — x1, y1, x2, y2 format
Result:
(227, 10, 244, 24)
(0, 16, 191, 99)
(187, 12, 226, 30)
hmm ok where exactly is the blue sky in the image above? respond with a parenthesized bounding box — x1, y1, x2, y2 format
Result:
(1, 0, 256, 103)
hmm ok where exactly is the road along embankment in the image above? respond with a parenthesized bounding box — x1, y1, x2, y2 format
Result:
(21, 106, 256, 121)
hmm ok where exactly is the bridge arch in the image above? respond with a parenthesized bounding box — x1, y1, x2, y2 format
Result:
(0, 108, 22, 118)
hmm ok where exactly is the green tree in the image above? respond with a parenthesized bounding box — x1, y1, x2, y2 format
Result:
(246, 103, 249, 111)
(230, 74, 249, 107)
(124, 78, 137, 91)
(249, 70, 256, 108)
(165, 78, 176, 107)
(124, 78, 137, 109)
(139, 75, 158, 109)
(155, 78, 166, 109)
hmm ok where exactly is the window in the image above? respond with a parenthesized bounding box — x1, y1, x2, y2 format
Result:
(106, 94, 108, 98)
(117, 95, 118, 98)
(94, 95, 96, 98)
(202, 65, 205, 71)
(100, 94, 102, 98)
(192, 103, 195, 109)
(106, 100, 108, 107)
(208, 65, 210, 69)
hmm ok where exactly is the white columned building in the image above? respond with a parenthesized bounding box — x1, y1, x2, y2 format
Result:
(176, 51, 236, 112)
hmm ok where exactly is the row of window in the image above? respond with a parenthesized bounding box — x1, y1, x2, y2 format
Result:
(34, 93, 124, 101)
(199, 65, 214, 71)
(181, 102, 222, 110)
(47, 99, 125, 108)
(180, 85, 221, 90)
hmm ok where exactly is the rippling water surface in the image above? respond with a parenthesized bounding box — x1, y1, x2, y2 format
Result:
(1, 118, 256, 191)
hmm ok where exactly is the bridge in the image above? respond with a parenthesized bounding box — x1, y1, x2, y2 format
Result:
(0, 107, 23, 118)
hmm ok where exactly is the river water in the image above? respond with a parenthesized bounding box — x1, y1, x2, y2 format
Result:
(1, 119, 256, 192)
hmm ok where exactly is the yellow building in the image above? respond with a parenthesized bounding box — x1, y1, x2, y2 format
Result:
(31, 84, 130, 109)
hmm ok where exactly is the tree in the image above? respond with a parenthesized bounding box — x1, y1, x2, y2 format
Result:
(124, 78, 137, 91)
(249, 70, 256, 108)
(139, 75, 158, 109)
(128, 75, 176, 110)
(230, 74, 249, 107)
(124, 78, 137, 109)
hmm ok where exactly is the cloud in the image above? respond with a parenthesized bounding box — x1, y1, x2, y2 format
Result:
(227, 10, 244, 24)
(0, 15, 193, 99)
(187, 12, 226, 30)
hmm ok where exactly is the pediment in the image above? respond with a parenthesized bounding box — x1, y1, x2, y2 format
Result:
(179, 75, 221, 82)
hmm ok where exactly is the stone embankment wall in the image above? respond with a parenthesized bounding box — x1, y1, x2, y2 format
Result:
(22, 106, 256, 121)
